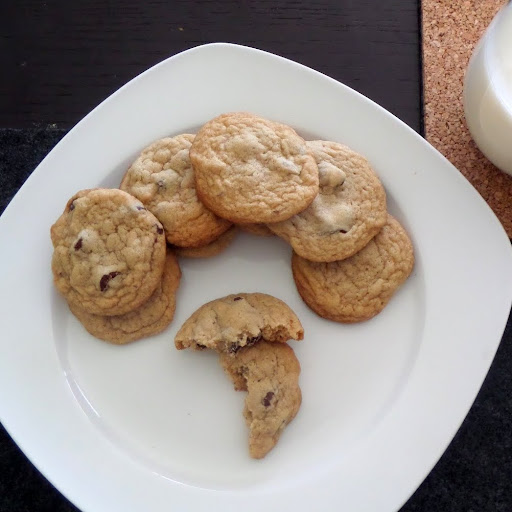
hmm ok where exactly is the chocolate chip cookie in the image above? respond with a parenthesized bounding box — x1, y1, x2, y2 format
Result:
(292, 215, 414, 322)
(120, 134, 232, 247)
(190, 112, 319, 223)
(268, 140, 387, 262)
(68, 250, 181, 343)
(51, 188, 166, 316)
(220, 341, 302, 459)
(174, 292, 304, 353)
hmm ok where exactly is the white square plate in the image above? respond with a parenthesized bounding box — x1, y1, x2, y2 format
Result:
(1, 43, 511, 512)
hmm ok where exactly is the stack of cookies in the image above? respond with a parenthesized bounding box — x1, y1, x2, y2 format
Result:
(135, 111, 412, 323)
(50, 188, 181, 344)
(50, 111, 415, 459)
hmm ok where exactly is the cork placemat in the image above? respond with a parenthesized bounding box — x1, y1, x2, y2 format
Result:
(422, 0, 512, 237)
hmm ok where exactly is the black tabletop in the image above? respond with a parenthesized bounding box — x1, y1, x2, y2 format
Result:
(1, 1, 511, 511)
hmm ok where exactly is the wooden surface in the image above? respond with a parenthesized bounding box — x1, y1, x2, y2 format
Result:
(0, 0, 421, 131)
(422, 0, 512, 236)
(1, 1, 511, 512)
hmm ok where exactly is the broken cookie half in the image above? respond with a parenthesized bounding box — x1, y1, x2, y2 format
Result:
(174, 292, 304, 354)
(174, 292, 303, 458)
(220, 341, 302, 459)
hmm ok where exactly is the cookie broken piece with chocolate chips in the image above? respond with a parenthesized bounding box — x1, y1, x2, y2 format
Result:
(174, 293, 304, 354)
(220, 341, 302, 459)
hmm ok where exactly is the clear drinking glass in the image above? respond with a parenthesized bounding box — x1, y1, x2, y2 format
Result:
(463, 2, 512, 177)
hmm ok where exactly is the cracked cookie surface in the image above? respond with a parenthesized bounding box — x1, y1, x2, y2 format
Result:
(173, 226, 237, 259)
(292, 215, 414, 322)
(51, 188, 166, 316)
(220, 341, 302, 459)
(190, 112, 319, 223)
(68, 251, 181, 343)
(120, 134, 232, 247)
(268, 140, 387, 262)
(174, 292, 303, 353)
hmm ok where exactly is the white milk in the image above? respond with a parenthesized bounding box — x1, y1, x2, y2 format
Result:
(463, 4, 512, 176)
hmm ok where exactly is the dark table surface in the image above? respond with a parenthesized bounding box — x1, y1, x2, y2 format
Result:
(1, 1, 511, 511)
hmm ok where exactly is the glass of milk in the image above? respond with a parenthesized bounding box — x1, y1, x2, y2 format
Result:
(463, 2, 512, 176)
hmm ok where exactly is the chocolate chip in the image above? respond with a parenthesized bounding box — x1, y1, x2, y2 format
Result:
(339, 229, 348, 234)
(136, 205, 146, 211)
(156, 225, 164, 235)
(74, 238, 83, 250)
(246, 334, 262, 347)
(100, 271, 120, 292)
(196, 343, 207, 350)
(233, 296, 243, 301)
(69, 201, 75, 211)
(228, 342, 240, 354)
(262, 391, 274, 407)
